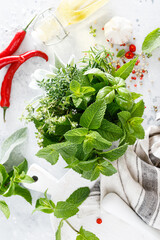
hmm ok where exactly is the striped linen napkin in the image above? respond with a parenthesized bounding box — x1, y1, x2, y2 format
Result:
(101, 122, 160, 230)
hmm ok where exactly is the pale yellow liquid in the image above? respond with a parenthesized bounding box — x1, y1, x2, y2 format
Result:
(34, 0, 108, 44)
(56, 0, 109, 25)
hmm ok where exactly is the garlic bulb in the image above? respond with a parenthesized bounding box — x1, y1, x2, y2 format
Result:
(104, 16, 133, 45)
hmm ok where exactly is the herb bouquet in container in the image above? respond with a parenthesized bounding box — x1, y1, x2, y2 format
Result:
(23, 46, 145, 181)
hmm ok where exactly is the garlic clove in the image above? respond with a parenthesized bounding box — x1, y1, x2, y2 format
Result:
(104, 16, 133, 45)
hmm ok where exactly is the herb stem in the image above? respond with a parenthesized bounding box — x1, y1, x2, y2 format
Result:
(65, 220, 79, 234)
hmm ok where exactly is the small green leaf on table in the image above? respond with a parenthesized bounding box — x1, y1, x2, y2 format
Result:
(115, 57, 138, 80)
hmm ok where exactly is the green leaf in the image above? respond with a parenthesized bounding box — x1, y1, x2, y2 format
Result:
(81, 86, 95, 96)
(131, 100, 145, 117)
(36, 146, 59, 165)
(34, 196, 55, 214)
(0, 201, 10, 219)
(56, 220, 64, 240)
(0, 164, 8, 185)
(131, 92, 142, 100)
(66, 187, 90, 207)
(84, 68, 108, 83)
(13, 184, 32, 204)
(16, 159, 28, 174)
(54, 201, 79, 219)
(116, 49, 125, 58)
(82, 165, 100, 181)
(117, 87, 132, 100)
(78, 159, 97, 171)
(118, 111, 131, 125)
(80, 100, 106, 130)
(53, 142, 77, 160)
(115, 96, 134, 111)
(64, 128, 88, 144)
(83, 131, 112, 154)
(19, 173, 35, 184)
(142, 28, 160, 54)
(98, 119, 123, 142)
(131, 124, 145, 139)
(54, 53, 65, 69)
(99, 161, 117, 176)
(100, 144, 128, 161)
(96, 87, 115, 104)
(115, 57, 138, 80)
(0, 128, 28, 171)
(76, 227, 99, 240)
(70, 80, 81, 93)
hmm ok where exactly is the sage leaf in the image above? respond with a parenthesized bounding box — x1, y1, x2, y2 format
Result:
(115, 57, 138, 80)
(142, 28, 160, 54)
(80, 100, 106, 130)
(54, 201, 79, 219)
(0, 201, 10, 219)
(54, 53, 65, 70)
(66, 187, 90, 207)
(0, 128, 28, 171)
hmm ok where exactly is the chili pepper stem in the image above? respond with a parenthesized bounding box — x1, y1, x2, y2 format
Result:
(3, 107, 8, 122)
(24, 15, 37, 32)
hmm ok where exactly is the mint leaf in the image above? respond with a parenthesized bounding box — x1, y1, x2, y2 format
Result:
(115, 57, 138, 80)
(99, 161, 117, 176)
(82, 166, 100, 181)
(70, 80, 81, 93)
(115, 96, 133, 111)
(66, 187, 90, 207)
(78, 159, 97, 171)
(64, 128, 88, 144)
(0, 201, 10, 219)
(54, 201, 79, 219)
(0, 164, 8, 185)
(84, 68, 108, 83)
(118, 111, 131, 125)
(36, 146, 59, 165)
(16, 159, 28, 174)
(80, 100, 106, 130)
(142, 28, 160, 54)
(116, 49, 125, 58)
(53, 142, 77, 160)
(101, 144, 128, 161)
(98, 119, 123, 142)
(131, 100, 145, 117)
(13, 184, 32, 204)
(76, 227, 99, 240)
(34, 196, 55, 214)
(131, 92, 142, 100)
(56, 220, 63, 240)
(96, 87, 115, 104)
(83, 131, 111, 154)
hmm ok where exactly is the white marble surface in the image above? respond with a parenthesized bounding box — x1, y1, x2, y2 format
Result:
(0, 0, 160, 239)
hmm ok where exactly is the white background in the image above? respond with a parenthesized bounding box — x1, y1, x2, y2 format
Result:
(0, 0, 160, 239)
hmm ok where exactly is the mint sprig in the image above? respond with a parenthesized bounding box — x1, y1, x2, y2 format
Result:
(33, 187, 100, 240)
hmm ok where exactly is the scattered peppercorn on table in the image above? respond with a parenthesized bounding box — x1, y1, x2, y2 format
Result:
(0, 0, 160, 239)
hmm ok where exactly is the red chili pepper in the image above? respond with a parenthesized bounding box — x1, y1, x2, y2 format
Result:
(0, 15, 36, 58)
(1, 50, 48, 121)
(0, 55, 24, 69)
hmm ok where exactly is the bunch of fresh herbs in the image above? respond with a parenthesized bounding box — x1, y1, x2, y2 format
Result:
(33, 187, 99, 240)
(24, 46, 145, 181)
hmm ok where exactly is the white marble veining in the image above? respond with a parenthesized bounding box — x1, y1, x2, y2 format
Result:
(0, 0, 160, 239)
